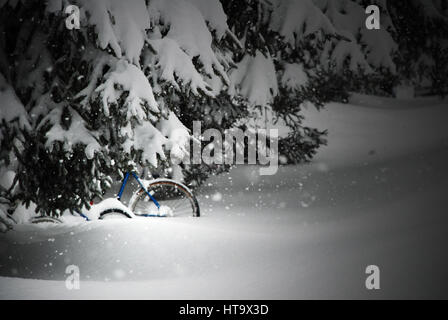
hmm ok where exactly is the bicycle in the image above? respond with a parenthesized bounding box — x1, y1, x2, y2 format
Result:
(28, 171, 200, 224)
(103, 171, 200, 219)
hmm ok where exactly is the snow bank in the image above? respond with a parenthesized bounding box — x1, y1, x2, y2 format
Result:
(302, 95, 448, 167)
(1, 96, 448, 299)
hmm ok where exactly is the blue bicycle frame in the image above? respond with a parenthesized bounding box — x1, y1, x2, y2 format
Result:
(76, 172, 162, 221)
(117, 172, 161, 209)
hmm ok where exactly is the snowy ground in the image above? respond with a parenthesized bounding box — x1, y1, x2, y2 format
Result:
(1, 95, 448, 299)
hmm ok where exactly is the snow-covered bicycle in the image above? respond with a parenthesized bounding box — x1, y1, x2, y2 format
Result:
(110, 172, 200, 218)
(87, 172, 200, 220)
(24, 171, 200, 225)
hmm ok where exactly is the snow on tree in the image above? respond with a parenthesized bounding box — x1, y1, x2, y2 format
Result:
(46, 0, 151, 65)
(270, 0, 336, 42)
(316, 0, 397, 77)
(0, 73, 29, 228)
(0, 73, 29, 198)
(0, 204, 13, 232)
(0, 73, 30, 144)
(220, 0, 350, 163)
(142, 0, 237, 184)
(148, 0, 230, 86)
(229, 50, 278, 110)
(43, 106, 101, 161)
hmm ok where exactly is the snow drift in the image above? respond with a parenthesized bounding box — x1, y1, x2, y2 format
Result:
(1, 95, 448, 299)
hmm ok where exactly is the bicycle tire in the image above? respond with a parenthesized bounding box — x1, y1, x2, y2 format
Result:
(99, 208, 133, 220)
(129, 179, 200, 217)
(30, 216, 63, 224)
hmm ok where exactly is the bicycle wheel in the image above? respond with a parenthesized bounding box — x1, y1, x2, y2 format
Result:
(129, 179, 200, 218)
(30, 216, 63, 224)
(99, 208, 133, 220)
